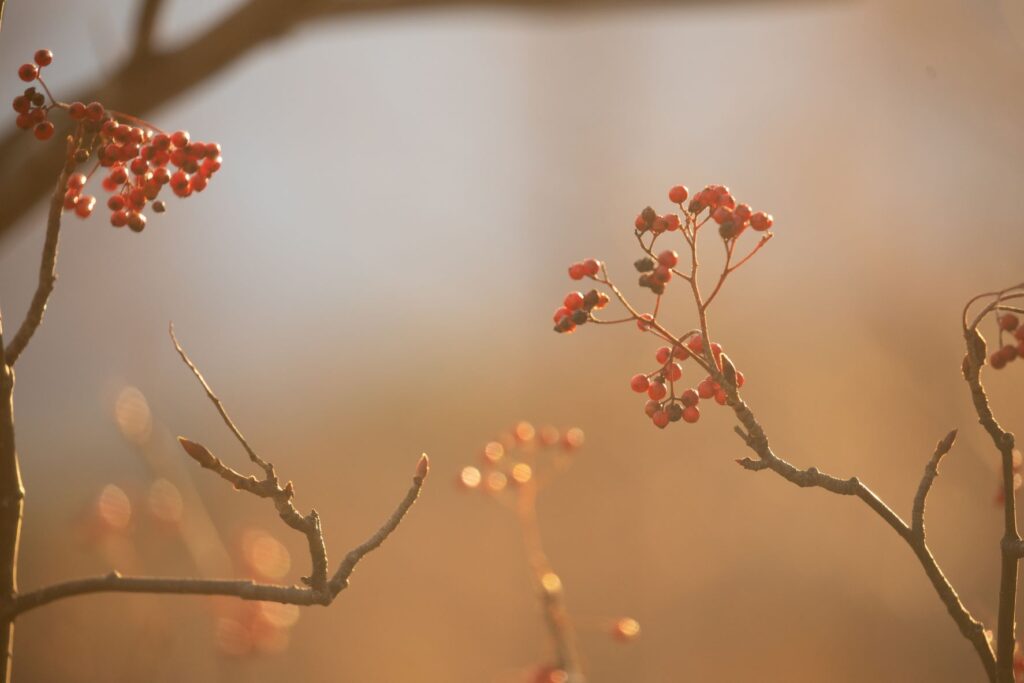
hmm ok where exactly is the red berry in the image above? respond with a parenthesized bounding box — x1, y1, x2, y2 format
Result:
(11, 96, 29, 114)
(687, 335, 704, 354)
(1001, 345, 1019, 362)
(682, 406, 700, 423)
(750, 211, 774, 231)
(652, 410, 670, 429)
(658, 250, 678, 268)
(568, 263, 585, 280)
(107, 195, 126, 211)
(29, 108, 45, 124)
(673, 345, 689, 360)
(74, 195, 96, 218)
(33, 121, 54, 141)
(655, 346, 671, 364)
(663, 214, 681, 231)
(33, 50, 53, 67)
(66, 172, 87, 190)
(109, 167, 128, 185)
(68, 101, 85, 119)
(712, 206, 733, 225)
(593, 292, 609, 309)
(170, 130, 190, 148)
(714, 389, 727, 405)
(110, 210, 129, 228)
(630, 374, 650, 393)
(129, 158, 148, 176)
(634, 213, 647, 231)
(62, 190, 79, 210)
(734, 203, 752, 221)
(647, 382, 667, 400)
(990, 353, 1006, 369)
(15, 113, 32, 130)
(1000, 314, 1020, 332)
(564, 291, 585, 311)
(644, 400, 660, 417)
(85, 102, 104, 121)
(665, 362, 683, 382)
(680, 389, 699, 407)
(668, 185, 689, 204)
(18, 64, 38, 82)
(582, 259, 601, 277)
(735, 371, 745, 388)
(697, 378, 717, 399)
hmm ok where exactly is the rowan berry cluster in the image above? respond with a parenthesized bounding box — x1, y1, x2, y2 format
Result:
(629, 334, 745, 429)
(12, 49, 222, 231)
(552, 289, 610, 333)
(552, 182, 775, 430)
(990, 313, 1024, 370)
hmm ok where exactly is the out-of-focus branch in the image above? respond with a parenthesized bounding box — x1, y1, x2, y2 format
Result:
(961, 288, 1023, 683)
(0, 0, 747, 245)
(3, 153, 72, 367)
(132, 0, 166, 60)
(723, 351, 997, 682)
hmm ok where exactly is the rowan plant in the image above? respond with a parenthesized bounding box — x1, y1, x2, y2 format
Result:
(0, 50, 428, 682)
(458, 423, 639, 683)
(551, 182, 1024, 682)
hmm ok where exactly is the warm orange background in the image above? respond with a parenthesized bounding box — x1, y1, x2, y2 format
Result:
(1, 0, 1023, 681)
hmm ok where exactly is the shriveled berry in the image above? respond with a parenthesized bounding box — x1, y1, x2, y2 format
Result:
(634, 257, 655, 273)
(127, 211, 146, 232)
(666, 403, 683, 422)
(644, 399, 660, 417)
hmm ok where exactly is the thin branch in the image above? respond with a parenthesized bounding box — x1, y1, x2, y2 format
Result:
(4, 163, 70, 367)
(169, 323, 272, 477)
(10, 454, 429, 619)
(329, 454, 429, 594)
(725, 378, 996, 680)
(911, 429, 958, 538)
(962, 315, 1020, 682)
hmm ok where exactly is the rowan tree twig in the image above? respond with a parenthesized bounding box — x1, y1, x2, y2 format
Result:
(5, 329, 429, 620)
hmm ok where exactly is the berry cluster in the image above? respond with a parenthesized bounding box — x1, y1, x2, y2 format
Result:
(629, 335, 744, 428)
(13, 49, 222, 231)
(552, 289, 609, 333)
(990, 313, 1024, 370)
(551, 182, 774, 429)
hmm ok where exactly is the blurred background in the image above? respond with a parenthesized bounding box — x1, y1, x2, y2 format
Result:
(0, 0, 1023, 680)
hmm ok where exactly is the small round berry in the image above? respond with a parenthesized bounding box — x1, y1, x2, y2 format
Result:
(630, 374, 650, 393)
(11, 96, 29, 114)
(673, 345, 689, 360)
(85, 102, 105, 121)
(682, 405, 700, 423)
(666, 403, 683, 422)
(62, 190, 79, 210)
(15, 113, 32, 130)
(582, 258, 601, 277)
(634, 213, 647, 231)
(1000, 345, 1019, 362)
(33, 50, 53, 67)
(17, 64, 38, 82)
(564, 291, 585, 312)
(735, 371, 745, 388)
(33, 121, 54, 141)
(734, 203, 752, 222)
(714, 389, 728, 405)
(647, 382, 667, 401)
(568, 263, 585, 280)
(687, 335, 704, 354)
(29, 107, 45, 124)
(750, 211, 774, 231)
(668, 185, 689, 204)
(665, 362, 683, 382)
(712, 206, 734, 225)
(697, 378, 717, 399)
(652, 410, 670, 429)
(107, 195, 126, 211)
(655, 346, 671, 364)
(73, 195, 96, 218)
(108, 167, 128, 185)
(644, 399, 661, 417)
(680, 389, 699, 407)
(999, 314, 1020, 332)
(66, 172, 87, 190)
(110, 210, 129, 228)
(658, 250, 678, 268)
(663, 214, 681, 231)
(68, 101, 86, 119)
(170, 130, 190, 148)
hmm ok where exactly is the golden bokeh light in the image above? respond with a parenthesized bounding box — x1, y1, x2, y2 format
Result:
(147, 478, 184, 525)
(113, 386, 152, 445)
(458, 466, 482, 489)
(241, 529, 291, 580)
(511, 462, 533, 485)
(95, 484, 132, 531)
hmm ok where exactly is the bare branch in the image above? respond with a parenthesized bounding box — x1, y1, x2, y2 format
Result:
(169, 323, 272, 477)
(726, 381, 996, 680)
(329, 454, 429, 594)
(132, 0, 166, 60)
(4, 163, 70, 367)
(962, 311, 1020, 681)
(911, 429, 957, 538)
